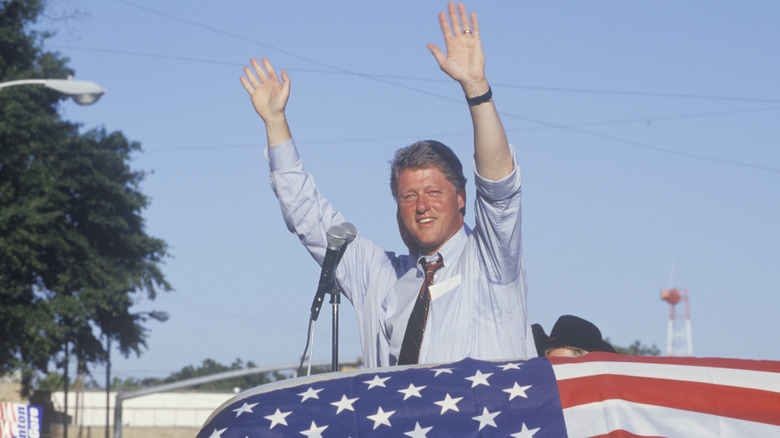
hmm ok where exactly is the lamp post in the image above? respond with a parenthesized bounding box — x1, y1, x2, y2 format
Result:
(0, 77, 105, 105)
(2, 75, 106, 438)
(105, 311, 170, 438)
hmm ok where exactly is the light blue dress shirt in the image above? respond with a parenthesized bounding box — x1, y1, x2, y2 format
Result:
(268, 138, 534, 367)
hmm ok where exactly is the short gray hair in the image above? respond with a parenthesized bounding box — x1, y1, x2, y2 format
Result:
(389, 140, 467, 200)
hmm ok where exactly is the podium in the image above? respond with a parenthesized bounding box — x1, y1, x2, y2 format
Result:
(197, 353, 780, 437)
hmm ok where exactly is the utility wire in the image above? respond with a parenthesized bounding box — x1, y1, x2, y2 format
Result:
(497, 83, 780, 105)
(51, 44, 780, 106)
(104, 0, 780, 174)
(50, 41, 780, 173)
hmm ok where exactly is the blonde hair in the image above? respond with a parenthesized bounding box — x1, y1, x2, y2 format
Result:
(545, 346, 589, 357)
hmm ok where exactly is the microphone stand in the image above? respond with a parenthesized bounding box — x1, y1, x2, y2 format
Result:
(327, 222, 356, 373)
(302, 222, 355, 374)
(329, 284, 342, 372)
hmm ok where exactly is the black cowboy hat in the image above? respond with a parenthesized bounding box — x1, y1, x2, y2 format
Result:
(533, 315, 616, 355)
(531, 323, 548, 357)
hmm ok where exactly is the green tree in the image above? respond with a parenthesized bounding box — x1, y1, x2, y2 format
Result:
(610, 339, 661, 356)
(0, 0, 170, 393)
(160, 358, 282, 391)
(102, 358, 332, 392)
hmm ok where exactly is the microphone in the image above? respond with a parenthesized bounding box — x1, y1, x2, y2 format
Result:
(335, 222, 357, 267)
(329, 222, 358, 299)
(310, 224, 348, 321)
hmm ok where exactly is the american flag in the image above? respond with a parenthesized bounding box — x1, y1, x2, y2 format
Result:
(197, 354, 780, 437)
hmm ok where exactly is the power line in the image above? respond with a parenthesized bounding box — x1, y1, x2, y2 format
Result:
(90, 1, 776, 174)
(46, 44, 780, 173)
(50, 44, 780, 106)
(496, 108, 780, 174)
(48, 45, 241, 67)
(498, 83, 780, 105)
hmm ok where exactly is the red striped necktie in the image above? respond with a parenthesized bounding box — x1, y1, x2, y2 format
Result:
(398, 254, 444, 365)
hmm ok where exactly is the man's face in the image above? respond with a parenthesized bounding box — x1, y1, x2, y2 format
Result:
(396, 167, 465, 256)
(545, 346, 588, 357)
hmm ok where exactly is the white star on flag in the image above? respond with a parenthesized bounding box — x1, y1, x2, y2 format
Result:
(504, 382, 532, 400)
(404, 421, 433, 437)
(297, 387, 323, 402)
(511, 423, 541, 437)
(232, 402, 258, 417)
(299, 421, 328, 438)
(330, 395, 358, 414)
(364, 375, 391, 389)
(498, 362, 523, 371)
(207, 428, 226, 438)
(264, 408, 291, 429)
(398, 383, 426, 400)
(465, 370, 493, 388)
(472, 406, 501, 430)
(434, 393, 463, 414)
(197, 355, 780, 438)
(366, 406, 395, 429)
(432, 368, 453, 377)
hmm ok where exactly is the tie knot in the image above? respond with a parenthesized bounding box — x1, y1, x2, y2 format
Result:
(421, 254, 444, 278)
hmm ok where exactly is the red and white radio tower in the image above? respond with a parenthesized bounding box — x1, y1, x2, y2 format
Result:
(661, 288, 693, 356)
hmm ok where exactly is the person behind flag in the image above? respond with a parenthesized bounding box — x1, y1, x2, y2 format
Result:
(240, 2, 533, 367)
(532, 315, 617, 357)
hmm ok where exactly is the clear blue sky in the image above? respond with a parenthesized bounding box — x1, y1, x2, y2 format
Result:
(36, 0, 780, 383)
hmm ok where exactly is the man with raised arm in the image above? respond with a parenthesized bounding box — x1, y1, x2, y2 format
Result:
(241, 2, 534, 367)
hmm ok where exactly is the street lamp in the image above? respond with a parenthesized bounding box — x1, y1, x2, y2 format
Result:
(105, 311, 170, 438)
(140, 311, 170, 323)
(0, 77, 105, 105)
(2, 74, 105, 438)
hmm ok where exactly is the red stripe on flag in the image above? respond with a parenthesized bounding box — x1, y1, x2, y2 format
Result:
(590, 431, 665, 438)
(557, 374, 780, 426)
(550, 352, 780, 374)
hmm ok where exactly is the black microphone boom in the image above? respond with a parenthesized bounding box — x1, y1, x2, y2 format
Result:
(310, 224, 348, 321)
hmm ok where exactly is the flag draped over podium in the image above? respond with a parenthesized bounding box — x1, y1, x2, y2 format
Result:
(197, 353, 780, 437)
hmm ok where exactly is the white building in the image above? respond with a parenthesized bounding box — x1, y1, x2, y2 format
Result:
(51, 389, 235, 428)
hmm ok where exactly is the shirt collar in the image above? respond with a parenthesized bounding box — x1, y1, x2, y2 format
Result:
(416, 224, 470, 270)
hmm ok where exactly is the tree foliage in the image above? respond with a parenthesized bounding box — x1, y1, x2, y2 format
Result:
(610, 339, 661, 356)
(98, 359, 294, 392)
(0, 0, 170, 391)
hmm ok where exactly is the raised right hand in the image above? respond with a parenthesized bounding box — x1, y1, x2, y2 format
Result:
(240, 58, 290, 124)
(241, 58, 292, 146)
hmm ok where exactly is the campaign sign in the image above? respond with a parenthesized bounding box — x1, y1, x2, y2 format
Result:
(0, 403, 42, 438)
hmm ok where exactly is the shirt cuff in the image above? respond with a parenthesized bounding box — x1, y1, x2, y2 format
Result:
(264, 138, 300, 171)
(473, 144, 522, 200)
